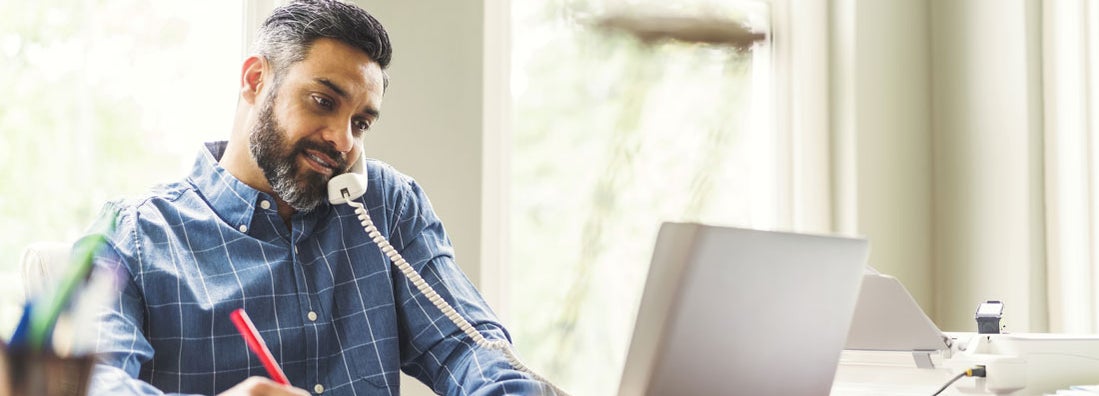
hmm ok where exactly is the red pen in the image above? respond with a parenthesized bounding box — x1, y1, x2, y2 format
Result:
(230, 308, 290, 385)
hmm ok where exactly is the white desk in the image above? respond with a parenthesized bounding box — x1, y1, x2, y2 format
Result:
(831, 342, 1099, 396)
(831, 350, 968, 395)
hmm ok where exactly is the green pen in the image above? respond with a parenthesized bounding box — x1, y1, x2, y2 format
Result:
(27, 211, 117, 351)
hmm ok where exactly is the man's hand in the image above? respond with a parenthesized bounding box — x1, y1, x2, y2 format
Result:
(217, 377, 311, 396)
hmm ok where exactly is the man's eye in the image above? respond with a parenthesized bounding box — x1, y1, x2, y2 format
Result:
(354, 120, 371, 134)
(312, 95, 333, 109)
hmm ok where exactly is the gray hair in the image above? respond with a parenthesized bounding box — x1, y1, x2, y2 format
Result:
(253, 0, 392, 87)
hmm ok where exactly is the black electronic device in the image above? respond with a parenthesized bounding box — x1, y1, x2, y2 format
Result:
(975, 300, 1004, 334)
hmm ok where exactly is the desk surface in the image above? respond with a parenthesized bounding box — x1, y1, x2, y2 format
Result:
(832, 363, 967, 395)
(831, 350, 972, 396)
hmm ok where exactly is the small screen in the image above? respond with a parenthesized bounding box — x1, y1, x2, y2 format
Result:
(977, 302, 1003, 316)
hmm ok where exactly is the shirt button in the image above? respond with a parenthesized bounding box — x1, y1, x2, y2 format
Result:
(314, 384, 324, 394)
(260, 200, 271, 210)
(238, 224, 248, 233)
(307, 311, 318, 322)
(294, 246, 299, 254)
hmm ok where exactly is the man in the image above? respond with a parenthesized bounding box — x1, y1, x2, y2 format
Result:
(86, 1, 548, 395)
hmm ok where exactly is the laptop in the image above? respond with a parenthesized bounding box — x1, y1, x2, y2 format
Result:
(617, 223, 868, 395)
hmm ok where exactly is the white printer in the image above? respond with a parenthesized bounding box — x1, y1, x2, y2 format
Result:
(834, 268, 1099, 395)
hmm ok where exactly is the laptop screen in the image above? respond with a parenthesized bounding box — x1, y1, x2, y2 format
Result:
(618, 223, 868, 395)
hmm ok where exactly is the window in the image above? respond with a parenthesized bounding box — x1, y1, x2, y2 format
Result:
(508, 1, 775, 394)
(0, 0, 246, 332)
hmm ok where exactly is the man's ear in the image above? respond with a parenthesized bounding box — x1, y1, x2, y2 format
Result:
(240, 55, 268, 105)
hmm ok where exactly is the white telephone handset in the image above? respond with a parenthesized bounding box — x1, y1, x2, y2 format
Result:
(326, 152, 367, 205)
(327, 153, 566, 395)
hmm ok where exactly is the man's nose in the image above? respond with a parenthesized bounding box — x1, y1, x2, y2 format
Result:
(322, 120, 356, 154)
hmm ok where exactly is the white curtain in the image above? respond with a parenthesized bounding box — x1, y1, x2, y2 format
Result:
(1043, 0, 1099, 333)
(772, 0, 834, 234)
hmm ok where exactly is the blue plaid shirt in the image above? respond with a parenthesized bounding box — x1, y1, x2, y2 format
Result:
(86, 142, 544, 395)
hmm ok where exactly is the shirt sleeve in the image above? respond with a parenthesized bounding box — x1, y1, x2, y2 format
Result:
(383, 179, 552, 396)
(85, 207, 201, 396)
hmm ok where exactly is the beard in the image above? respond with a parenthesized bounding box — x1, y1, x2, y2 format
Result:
(249, 93, 348, 213)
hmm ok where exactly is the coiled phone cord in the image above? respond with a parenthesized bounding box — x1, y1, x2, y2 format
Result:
(345, 197, 570, 396)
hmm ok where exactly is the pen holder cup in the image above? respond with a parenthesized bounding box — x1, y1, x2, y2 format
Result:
(0, 347, 96, 396)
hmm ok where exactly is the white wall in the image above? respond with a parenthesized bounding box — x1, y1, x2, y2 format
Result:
(832, 0, 1049, 332)
(929, 0, 1048, 332)
(831, 0, 936, 316)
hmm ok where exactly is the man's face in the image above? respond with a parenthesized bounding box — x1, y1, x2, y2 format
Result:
(248, 38, 385, 212)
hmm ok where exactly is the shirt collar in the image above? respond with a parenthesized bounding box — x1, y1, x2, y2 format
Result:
(187, 141, 267, 232)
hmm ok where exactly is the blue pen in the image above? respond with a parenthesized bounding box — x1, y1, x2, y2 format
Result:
(8, 302, 33, 349)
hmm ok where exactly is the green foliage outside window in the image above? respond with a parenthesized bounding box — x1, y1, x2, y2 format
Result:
(509, 1, 772, 394)
(0, 0, 240, 334)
